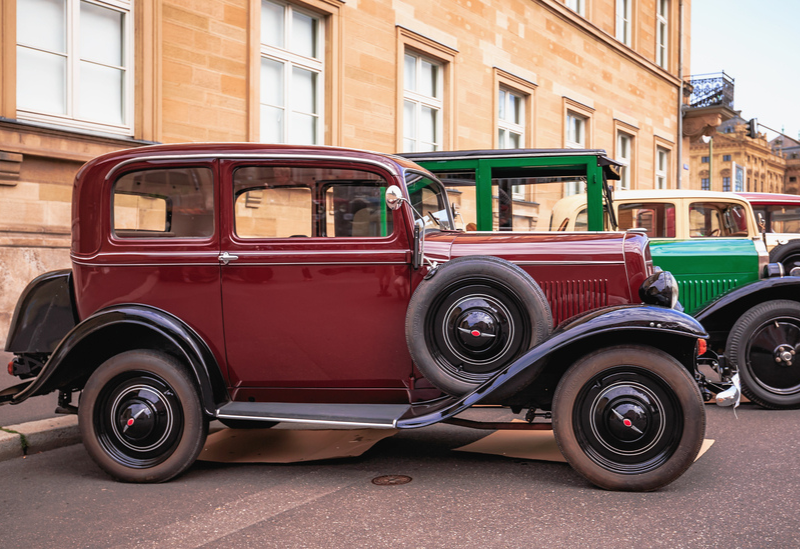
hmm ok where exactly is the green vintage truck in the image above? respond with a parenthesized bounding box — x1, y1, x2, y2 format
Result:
(403, 149, 800, 410)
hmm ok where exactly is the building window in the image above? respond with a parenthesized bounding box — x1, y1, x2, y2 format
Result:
(403, 52, 443, 152)
(565, 112, 586, 149)
(498, 88, 524, 150)
(656, 147, 669, 189)
(701, 156, 709, 163)
(701, 178, 710, 190)
(656, 0, 669, 68)
(722, 177, 731, 192)
(16, 0, 133, 135)
(617, 133, 633, 191)
(498, 88, 525, 198)
(260, 0, 324, 145)
(735, 165, 746, 192)
(566, 0, 584, 16)
(564, 111, 587, 196)
(723, 154, 731, 161)
(616, 0, 632, 46)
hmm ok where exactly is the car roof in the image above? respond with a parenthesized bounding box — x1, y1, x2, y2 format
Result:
(737, 192, 800, 205)
(78, 142, 426, 182)
(556, 189, 752, 208)
(610, 189, 749, 201)
(400, 148, 618, 162)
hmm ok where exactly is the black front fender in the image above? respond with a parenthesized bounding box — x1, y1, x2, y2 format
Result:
(695, 277, 800, 338)
(5, 304, 227, 415)
(397, 305, 706, 428)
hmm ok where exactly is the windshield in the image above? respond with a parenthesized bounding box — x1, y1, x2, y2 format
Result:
(404, 171, 455, 230)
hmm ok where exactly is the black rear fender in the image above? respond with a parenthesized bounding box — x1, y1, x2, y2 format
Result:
(5, 270, 78, 354)
(8, 305, 228, 415)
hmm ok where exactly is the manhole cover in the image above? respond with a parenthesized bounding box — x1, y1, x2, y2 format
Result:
(371, 475, 412, 486)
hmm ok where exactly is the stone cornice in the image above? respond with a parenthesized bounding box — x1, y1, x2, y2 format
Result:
(0, 118, 155, 163)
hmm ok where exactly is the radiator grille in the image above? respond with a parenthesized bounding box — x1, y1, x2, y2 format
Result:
(541, 279, 609, 325)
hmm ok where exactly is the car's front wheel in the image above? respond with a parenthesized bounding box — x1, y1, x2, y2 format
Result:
(552, 346, 705, 491)
(726, 300, 800, 409)
(769, 241, 800, 274)
(78, 350, 208, 482)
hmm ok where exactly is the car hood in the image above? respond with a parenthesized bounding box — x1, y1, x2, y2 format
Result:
(422, 230, 642, 264)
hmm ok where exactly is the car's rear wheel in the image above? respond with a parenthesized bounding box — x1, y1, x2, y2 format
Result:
(405, 256, 552, 396)
(552, 346, 705, 491)
(78, 350, 208, 482)
(726, 300, 800, 409)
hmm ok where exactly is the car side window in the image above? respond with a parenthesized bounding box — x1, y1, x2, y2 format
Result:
(574, 209, 588, 231)
(763, 205, 800, 233)
(617, 203, 676, 237)
(689, 202, 749, 238)
(233, 166, 393, 238)
(113, 167, 214, 238)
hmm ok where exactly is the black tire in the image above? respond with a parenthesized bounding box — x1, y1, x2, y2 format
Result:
(552, 345, 705, 491)
(78, 350, 208, 483)
(769, 241, 800, 274)
(726, 300, 800, 409)
(405, 256, 552, 396)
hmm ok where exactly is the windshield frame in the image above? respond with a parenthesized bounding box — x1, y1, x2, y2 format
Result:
(403, 168, 456, 231)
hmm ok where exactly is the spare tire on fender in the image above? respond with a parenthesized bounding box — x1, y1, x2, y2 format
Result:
(405, 255, 553, 396)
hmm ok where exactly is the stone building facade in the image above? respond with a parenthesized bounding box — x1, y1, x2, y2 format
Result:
(688, 114, 799, 194)
(0, 0, 691, 345)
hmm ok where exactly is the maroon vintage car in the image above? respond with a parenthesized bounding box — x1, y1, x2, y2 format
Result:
(3, 143, 712, 491)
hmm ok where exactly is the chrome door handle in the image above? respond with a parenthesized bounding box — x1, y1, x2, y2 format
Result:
(218, 251, 239, 265)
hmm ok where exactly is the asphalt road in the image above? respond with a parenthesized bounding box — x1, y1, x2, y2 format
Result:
(1, 404, 799, 548)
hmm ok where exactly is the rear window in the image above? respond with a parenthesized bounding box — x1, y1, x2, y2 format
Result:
(113, 167, 215, 238)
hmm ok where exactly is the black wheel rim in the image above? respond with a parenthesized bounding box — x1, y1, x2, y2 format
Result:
(94, 371, 184, 468)
(746, 316, 800, 395)
(573, 367, 682, 475)
(426, 279, 530, 382)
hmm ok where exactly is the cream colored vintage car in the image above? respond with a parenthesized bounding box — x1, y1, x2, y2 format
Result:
(552, 189, 800, 272)
(551, 189, 755, 238)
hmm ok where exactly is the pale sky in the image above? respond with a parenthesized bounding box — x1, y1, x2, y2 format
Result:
(691, 0, 800, 141)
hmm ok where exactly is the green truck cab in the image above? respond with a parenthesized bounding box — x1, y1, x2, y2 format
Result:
(404, 150, 800, 410)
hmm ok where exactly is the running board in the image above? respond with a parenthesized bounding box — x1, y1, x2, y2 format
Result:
(216, 401, 411, 428)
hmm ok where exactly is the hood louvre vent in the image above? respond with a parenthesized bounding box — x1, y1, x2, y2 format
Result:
(678, 278, 739, 315)
(541, 279, 609, 324)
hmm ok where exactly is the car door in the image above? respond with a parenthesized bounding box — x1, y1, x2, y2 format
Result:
(218, 158, 415, 403)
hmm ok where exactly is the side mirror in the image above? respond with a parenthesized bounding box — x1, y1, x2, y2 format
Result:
(757, 212, 767, 245)
(385, 185, 404, 210)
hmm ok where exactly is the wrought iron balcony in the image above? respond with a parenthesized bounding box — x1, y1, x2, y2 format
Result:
(688, 72, 735, 109)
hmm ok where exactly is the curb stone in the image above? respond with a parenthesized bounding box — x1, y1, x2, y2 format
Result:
(0, 415, 80, 461)
(0, 428, 24, 460)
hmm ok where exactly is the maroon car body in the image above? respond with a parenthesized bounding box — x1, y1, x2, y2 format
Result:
(3, 143, 709, 491)
(66, 144, 652, 403)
